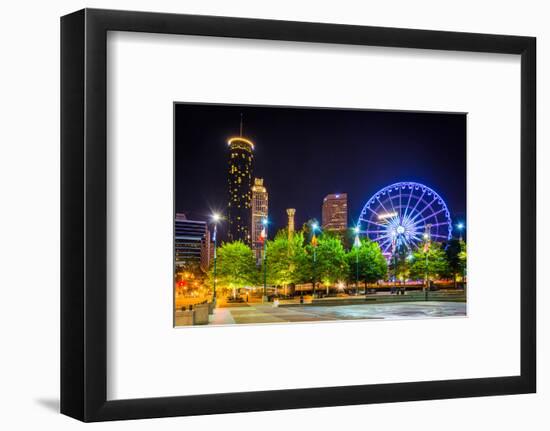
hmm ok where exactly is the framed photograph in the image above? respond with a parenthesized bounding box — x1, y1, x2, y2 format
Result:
(61, 8, 536, 422)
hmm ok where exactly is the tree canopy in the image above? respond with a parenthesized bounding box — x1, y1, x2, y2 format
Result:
(209, 241, 257, 290)
(345, 238, 387, 285)
(408, 241, 449, 281)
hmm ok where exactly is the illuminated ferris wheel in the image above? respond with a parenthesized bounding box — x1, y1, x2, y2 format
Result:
(357, 181, 452, 256)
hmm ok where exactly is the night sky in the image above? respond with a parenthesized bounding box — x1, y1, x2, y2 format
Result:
(175, 103, 466, 240)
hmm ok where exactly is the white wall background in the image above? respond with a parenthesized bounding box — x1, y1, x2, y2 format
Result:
(0, 0, 547, 429)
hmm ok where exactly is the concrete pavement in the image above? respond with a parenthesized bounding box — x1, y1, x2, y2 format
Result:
(203, 301, 466, 326)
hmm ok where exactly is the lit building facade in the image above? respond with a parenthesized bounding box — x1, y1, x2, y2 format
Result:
(227, 136, 254, 243)
(251, 178, 268, 259)
(174, 213, 210, 270)
(322, 193, 348, 231)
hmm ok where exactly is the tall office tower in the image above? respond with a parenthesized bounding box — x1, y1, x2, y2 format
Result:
(322, 193, 348, 231)
(227, 119, 254, 243)
(286, 208, 296, 240)
(251, 178, 268, 260)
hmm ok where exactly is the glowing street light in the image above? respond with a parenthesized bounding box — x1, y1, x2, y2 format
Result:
(423, 224, 432, 298)
(311, 221, 320, 298)
(456, 222, 465, 241)
(261, 217, 268, 302)
(353, 225, 361, 295)
(211, 213, 222, 307)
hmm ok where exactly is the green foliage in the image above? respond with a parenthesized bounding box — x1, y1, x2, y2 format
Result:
(345, 238, 388, 285)
(307, 236, 348, 285)
(445, 238, 467, 279)
(262, 231, 309, 286)
(409, 241, 450, 281)
(209, 241, 257, 290)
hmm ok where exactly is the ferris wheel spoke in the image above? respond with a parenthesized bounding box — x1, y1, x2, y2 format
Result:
(409, 233, 423, 243)
(374, 233, 394, 243)
(399, 187, 403, 221)
(402, 187, 414, 221)
(407, 196, 439, 224)
(362, 205, 386, 221)
(382, 241, 393, 254)
(376, 237, 393, 252)
(387, 190, 398, 216)
(363, 218, 387, 229)
(376, 196, 393, 218)
(415, 221, 450, 228)
(403, 188, 426, 225)
(410, 206, 446, 226)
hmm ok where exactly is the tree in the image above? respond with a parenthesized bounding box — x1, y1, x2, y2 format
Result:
(409, 241, 449, 284)
(445, 238, 467, 287)
(263, 230, 310, 290)
(387, 246, 411, 283)
(263, 233, 293, 288)
(208, 241, 257, 298)
(306, 236, 348, 294)
(345, 239, 387, 289)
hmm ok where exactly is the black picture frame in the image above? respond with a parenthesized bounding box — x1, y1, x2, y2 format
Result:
(61, 8, 536, 422)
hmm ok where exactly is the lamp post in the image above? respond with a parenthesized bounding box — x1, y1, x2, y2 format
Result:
(311, 222, 319, 298)
(211, 213, 221, 307)
(353, 226, 361, 295)
(456, 222, 465, 292)
(262, 217, 268, 303)
(457, 222, 464, 242)
(423, 229, 431, 300)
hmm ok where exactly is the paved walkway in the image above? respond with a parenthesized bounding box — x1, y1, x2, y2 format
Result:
(207, 301, 466, 326)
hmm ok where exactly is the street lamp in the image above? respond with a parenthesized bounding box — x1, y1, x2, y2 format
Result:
(423, 228, 431, 300)
(311, 222, 319, 298)
(211, 213, 221, 307)
(456, 222, 464, 242)
(456, 222, 466, 291)
(353, 226, 361, 295)
(262, 217, 268, 303)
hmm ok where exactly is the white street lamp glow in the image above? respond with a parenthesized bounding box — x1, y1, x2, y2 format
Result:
(212, 213, 221, 222)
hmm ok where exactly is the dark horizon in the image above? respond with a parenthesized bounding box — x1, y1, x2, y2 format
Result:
(175, 103, 466, 241)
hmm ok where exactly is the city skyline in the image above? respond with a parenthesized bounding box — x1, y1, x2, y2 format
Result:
(174, 103, 467, 327)
(175, 103, 466, 241)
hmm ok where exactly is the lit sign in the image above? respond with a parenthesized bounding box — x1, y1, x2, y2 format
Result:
(378, 211, 398, 220)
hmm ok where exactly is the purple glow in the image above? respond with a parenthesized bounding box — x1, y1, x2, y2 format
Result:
(358, 181, 453, 256)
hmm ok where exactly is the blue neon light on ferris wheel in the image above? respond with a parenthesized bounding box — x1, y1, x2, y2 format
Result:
(357, 181, 452, 256)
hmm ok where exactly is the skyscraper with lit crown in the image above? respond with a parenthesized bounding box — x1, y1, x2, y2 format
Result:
(227, 116, 254, 243)
(251, 178, 268, 259)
